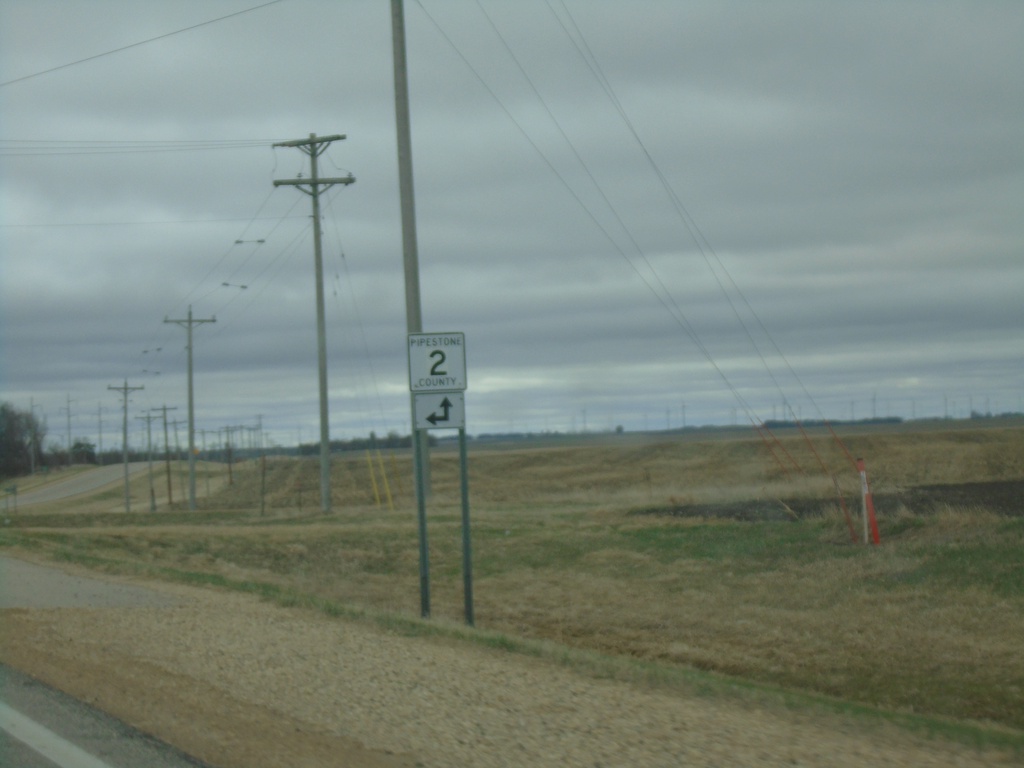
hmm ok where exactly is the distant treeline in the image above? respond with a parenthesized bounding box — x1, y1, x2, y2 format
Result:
(294, 431, 435, 456)
(762, 417, 904, 429)
(763, 411, 1023, 429)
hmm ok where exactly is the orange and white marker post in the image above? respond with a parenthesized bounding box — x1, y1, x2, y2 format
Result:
(856, 457, 881, 545)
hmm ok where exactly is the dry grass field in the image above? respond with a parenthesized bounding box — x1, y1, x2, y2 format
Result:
(4, 419, 1024, 745)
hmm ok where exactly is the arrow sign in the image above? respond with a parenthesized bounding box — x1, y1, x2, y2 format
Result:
(427, 396, 453, 425)
(414, 392, 465, 430)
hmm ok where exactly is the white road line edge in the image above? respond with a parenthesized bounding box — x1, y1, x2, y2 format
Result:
(0, 701, 116, 768)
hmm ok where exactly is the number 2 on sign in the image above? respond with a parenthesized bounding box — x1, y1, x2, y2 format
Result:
(429, 350, 447, 376)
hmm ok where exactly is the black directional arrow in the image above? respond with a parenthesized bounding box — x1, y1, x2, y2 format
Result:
(426, 396, 453, 425)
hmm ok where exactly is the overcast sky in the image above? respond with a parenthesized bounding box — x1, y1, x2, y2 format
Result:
(1, 0, 1022, 450)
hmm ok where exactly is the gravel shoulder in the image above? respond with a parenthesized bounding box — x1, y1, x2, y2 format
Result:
(0, 555, 1017, 768)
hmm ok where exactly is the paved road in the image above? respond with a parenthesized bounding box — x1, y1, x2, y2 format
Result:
(11, 464, 148, 507)
(1, 664, 212, 768)
(0, 556, 204, 767)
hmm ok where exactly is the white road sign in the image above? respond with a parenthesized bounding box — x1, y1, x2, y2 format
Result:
(414, 392, 465, 430)
(408, 332, 466, 392)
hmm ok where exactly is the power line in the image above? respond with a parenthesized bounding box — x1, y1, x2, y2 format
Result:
(323, 189, 393, 437)
(0, 214, 306, 229)
(550, 0, 858, 470)
(415, 0, 764, 426)
(177, 187, 281, 311)
(0, 1, 287, 88)
(120, 183, 300, 397)
(193, 202, 312, 334)
(0, 139, 281, 157)
(420, 2, 853, 472)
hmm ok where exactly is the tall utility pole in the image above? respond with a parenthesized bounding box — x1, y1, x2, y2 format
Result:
(391, 2, 424, 338)
(222, 426, 237, 486)
(97, 403, 104, 465)
(273, 133, 355, 514)
(392, 0, 433, 617)
(59, 394, 75, 467)
(135, 412, 158, 512)
(391, 0, 428, 458)
(171, 418, 187, 503)
(28, 398, 40, 475)
(152, 405, 178, 505)
(108, 380, 143, 513)
(164, 305, 215, 511)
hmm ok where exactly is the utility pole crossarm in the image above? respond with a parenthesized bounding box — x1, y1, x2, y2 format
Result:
(273, 134, 346, 148)
(164, 314, 216, 326)
(272, 175, 356, 188)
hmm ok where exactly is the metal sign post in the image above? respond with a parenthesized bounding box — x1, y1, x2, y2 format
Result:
(408, 332, 473, 625)
(458, 426, 473, 626)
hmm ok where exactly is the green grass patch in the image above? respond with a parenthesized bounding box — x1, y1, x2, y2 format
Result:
(916, 539, 1024, 597)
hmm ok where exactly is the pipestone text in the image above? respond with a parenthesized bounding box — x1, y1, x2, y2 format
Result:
(410, 336, 462, 347)
(416, 376, 459, 388)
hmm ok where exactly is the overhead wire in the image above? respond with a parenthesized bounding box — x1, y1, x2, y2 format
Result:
(195, 215, 314, 347)
(321, 186, 396, 439)
(541, 0, 806, 471)
(178, 186, 280, 311)
(198, 196, 305, 306)
(0, 214, 307, 229)
(410, 4, 676, 314)
(547, 0, 780, 390)
(118, 154, 311, 425)
(0, 0, 287, 88)
(418, 1, 854, 485)
(80, 3, 853, 459)
(415, 0, 769, 430)
(548, 0, 858, 472)
(0, 0, 302, 443)
(0, 139, 281, 157)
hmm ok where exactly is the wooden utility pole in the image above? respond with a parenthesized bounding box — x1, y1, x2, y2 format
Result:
(107, 380, 143, 512)
(152, 405, 177, 505)
(97, 403, 104, 465)
(135, 412, 159, 512)
(59, 394, 75, 468)
(171, 418, 187, 504)
(392, 0, 433, 618)
(222, 425, 246, 486)
(390, 2, 428, 482)
(28, 398, 40, 476)
(164, 305, 215, 511)
(273, 133, 355, 514)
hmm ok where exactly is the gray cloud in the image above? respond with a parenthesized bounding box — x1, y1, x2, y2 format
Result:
(2, 0, 1022, 448)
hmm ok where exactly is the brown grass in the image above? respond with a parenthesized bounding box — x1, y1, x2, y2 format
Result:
(5, 421, 1024, 733)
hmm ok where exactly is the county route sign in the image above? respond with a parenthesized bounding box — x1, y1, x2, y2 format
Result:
(408, 332, 466, 392)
